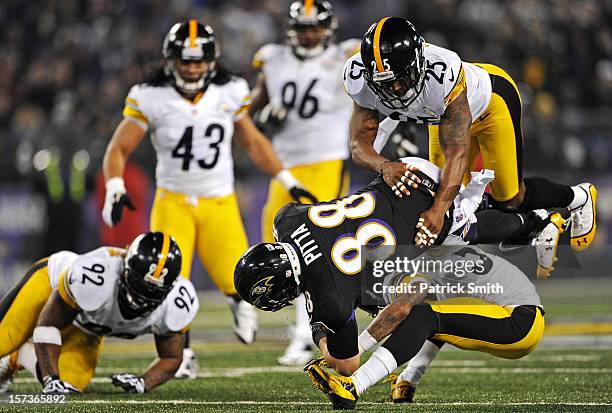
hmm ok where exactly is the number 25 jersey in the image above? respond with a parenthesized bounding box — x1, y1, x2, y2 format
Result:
(343, 43, 492, 125)
(123, 78, 251, 197)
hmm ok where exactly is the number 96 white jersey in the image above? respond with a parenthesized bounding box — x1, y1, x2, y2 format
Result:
(123, 78, 251, 197)
(47, 247, 199, 338)
(252, 40, 360, 167)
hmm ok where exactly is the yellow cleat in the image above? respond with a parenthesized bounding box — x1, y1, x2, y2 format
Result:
(385, 374, 416, 403)
(570, 183, 597, 252)
(304, 363, 358, 410)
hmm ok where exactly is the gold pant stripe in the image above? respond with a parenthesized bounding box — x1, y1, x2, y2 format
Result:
(262, 159, 348, 243)
(150, 189, 248, 295)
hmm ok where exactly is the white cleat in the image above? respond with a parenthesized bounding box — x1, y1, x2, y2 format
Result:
(174, 347, 198, 379)
(277, 326, 315, 366)
(535, 212, 567, 279)
(570, 183, 597, 252)
(228, 298, 258, 344)
(0, 354, 17, 393)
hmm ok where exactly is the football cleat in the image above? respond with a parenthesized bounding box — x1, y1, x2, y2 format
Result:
(304, 361, 358, 410)
(228, 297, 258, 344)
(570, 183, 597, 252)
(278, 326, 315, 366)
(535, 212, 567, 279)
(0, 354, 18, 393)
(385, 375, 416, 403)
(174, 347, 198, 379)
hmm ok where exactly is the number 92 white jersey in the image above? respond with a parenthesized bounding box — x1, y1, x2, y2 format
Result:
(252, 40, 360, 167)
(47, 247, 199, 338)
(123, 78, 251, 197)
(343, 43, 492, 125)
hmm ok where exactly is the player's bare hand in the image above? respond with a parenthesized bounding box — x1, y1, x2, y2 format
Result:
(415, 208, 445, 247)
(381, 162, 420, 198)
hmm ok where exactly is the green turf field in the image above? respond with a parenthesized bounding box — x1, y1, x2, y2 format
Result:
(3, 279, 612, 412)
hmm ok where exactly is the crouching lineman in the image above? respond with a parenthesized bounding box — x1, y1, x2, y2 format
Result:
(0, 232, 198, 394)
(303, 245, 545, 409)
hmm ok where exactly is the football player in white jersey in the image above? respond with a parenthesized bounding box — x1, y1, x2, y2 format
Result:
(0, 232, 198, 394)
(102, 21, 316, 378)
(249, 0, 360, 366)
(304, 245, 546, 409)
(344, 17, 596, 254)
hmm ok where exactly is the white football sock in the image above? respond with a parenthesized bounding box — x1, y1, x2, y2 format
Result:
(17, 343, 38, 377)
(398, 340, 440, 384)
(568, 186, 588, 210)
(351, 347, 397, 395)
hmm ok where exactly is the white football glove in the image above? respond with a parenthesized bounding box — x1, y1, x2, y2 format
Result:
(102, 177, 135, 227)
(111, 373, 146, 394)
(41, 375, 80, 394)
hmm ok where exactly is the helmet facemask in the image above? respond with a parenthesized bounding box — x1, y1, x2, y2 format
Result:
(367, 41, 426, 110)
(118, 269, 174, 320)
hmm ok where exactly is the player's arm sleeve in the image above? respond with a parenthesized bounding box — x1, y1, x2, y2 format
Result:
(230, 78, 253, 121)
(122, 85, 150, 130)
(157, 280, 200, 335)
(443, 53, 467, 108)
(342, 56, 377, 110)
(325, 312, 359, 359)
(56, 270, 80, 311)
(312, 311, 359, 360)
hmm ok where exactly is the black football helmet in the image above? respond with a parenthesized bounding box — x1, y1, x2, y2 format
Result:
(162, 20, 219, 94)
(234, 243, 302, 312)
(118, 232, 182, 319)
(361, 17, 426, 109)
(287, 0, 337, 58)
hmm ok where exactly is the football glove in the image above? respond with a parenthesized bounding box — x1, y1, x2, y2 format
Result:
(254, 104, 288, 134)
(111, 373, 146, 394)
(102, 177, 135, 227)
(41, 375, 80, 394)
(275, 170, 318, 204)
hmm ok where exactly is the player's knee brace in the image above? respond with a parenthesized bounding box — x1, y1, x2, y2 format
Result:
(382, 304, 438, 366)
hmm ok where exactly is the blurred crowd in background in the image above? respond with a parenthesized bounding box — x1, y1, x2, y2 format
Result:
(0, 0, 610, 289)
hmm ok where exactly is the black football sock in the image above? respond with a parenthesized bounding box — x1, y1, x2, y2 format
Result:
(472, 209, 523, 244)
(382, 305, 438, 366)
(517, 177, 574, 211)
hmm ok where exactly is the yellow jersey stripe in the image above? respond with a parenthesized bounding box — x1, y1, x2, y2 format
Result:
(125, 97, 139, 107)
(189, 19, 198, 49)
(373, 17, 390, 73)
(304, 0, 314, 16)
(57, 270, 79, 310)
(444, 64, 467, 106)
(123, 105, 149, 124)
(151, 233, 171, 280)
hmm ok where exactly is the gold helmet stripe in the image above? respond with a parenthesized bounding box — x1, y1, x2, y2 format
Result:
(373, 17, 390, 73)
(189, 19, 198, 48)
(304, 0, 314, 16)
(152, 233, 171, 280)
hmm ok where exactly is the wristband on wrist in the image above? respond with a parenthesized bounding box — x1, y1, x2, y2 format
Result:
(275, 169, 299, 190)
(105, 176, 126, 194)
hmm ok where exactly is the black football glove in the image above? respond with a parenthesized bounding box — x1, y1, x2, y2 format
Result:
(254, 104, 288, 134)
(111, 373, 146, 394)
(289, 186, 318, 204)
(103, 177, 136, 227)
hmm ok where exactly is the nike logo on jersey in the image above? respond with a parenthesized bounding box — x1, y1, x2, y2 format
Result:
(478, 112, 491, 122)
(290, 223, 322, 266)
(448, 68, 455, 83)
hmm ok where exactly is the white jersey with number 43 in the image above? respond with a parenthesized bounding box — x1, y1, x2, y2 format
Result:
(123, 78, 251, 197)
(343, 43, 492, 125)
(47, 247, 199, 339)
(252, 40, 360, 167)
